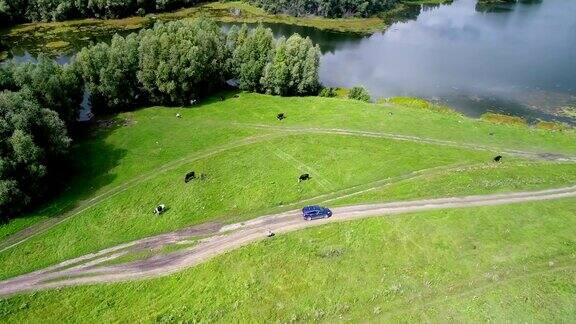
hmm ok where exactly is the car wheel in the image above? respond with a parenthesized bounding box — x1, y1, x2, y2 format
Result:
(306, 216, 311, 221)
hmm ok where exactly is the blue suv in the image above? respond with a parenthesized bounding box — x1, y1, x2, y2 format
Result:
(302, 205, 332, 221)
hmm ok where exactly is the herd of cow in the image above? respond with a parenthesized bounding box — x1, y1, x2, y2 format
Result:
(153, 111, 504, 215)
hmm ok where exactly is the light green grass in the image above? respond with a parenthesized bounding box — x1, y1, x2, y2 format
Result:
(333, 161, 576, 205)
(0, 132, 496, 280)
(1, 93, 575, 280)
(1, 198, 575, 322)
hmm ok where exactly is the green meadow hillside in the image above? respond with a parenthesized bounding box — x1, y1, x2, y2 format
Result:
(0, 93, 575, 321)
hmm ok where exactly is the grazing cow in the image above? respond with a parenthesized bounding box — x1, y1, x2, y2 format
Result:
(277, 113, 286, 121)
(153, 204, 166, 215)
(493, 155, 503, 162)
(190, 99, 197, 105)
(299, 174, 311, 182)
(176, 113, 182, 118)
(233, 94, 240, 98)
(185, 171, 196, 183)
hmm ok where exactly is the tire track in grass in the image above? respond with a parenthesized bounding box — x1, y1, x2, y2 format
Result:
(233, 124, 576, 162)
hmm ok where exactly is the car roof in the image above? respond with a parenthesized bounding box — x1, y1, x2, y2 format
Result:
(303, 205, 322, 212)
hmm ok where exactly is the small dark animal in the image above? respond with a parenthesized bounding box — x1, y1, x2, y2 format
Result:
(298, 173, 311, 182)
(185, 171, 196, 183)
(493, 155, 503, 162)
(233, 94, 240, 98)
(277, 113, 286, 121)
(153, 204, 166, 215)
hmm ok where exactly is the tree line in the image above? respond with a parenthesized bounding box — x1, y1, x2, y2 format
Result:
(244, 0, 399, 18)
(0, 0, 202, 26)
(0, 0, 404, 27)
(0, 18, 321, 221)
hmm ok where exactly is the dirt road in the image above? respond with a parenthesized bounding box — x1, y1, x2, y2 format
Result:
(2, 125, 574, 256)
(1, 185, 575, 298)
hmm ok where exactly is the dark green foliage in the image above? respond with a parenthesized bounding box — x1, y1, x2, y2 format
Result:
(318, 87, 337, 97)
(8, 55, 83, 125)
(0, 56, 83, 126)
(0, 90, 70, 220)
(231, 25, 274, 92)
(137, 19, 228, 105)
(73, 18, 321, 109)
(348, 86, 370, 101)
(75, 33, 141, 114)
(246, 0, 398, 18)
(0, 0, 201, 26)
(261, 34, 321, 96)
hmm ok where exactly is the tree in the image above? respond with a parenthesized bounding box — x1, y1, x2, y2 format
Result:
(348, 86, 371, 101)
(8, 55, 83, 125)
(137, 19, 228, 105)
(75, 33, 141, 114)
(232, 25, 274, 92)
(261, 34, 320, 96)
(0, 89, 70, 220)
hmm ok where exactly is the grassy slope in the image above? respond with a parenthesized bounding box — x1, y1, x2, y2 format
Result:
(1, 198, 575, 322)
(0, 93, 575, 279)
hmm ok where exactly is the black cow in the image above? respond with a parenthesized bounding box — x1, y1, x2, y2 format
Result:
(298, 174, 311, 182)
(493, 155, 503, 162)
(185, 171, 196, 183)
(277, 113, 286, 121)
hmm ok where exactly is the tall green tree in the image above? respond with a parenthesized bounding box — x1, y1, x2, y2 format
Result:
(9, 55, 83, 125)
(261, 34, 320, 96)
(232, 25, 274, 92)
(0, 89, 70, 220)
(137, 19, 228, 104)
(75, 33, 140, 113)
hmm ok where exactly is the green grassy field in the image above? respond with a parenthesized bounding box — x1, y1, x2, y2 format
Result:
(1, 93, 575, 280)
(0, 93, 575, 321)
(1, 198, 575, 322)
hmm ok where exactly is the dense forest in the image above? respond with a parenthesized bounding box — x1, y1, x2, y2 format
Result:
(0, 0, 405, 27)
(0, 0, 203, 26)
(245, 0, 399, 18)
(0, 18, 321, 220)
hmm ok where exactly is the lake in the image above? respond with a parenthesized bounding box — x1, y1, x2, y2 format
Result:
(227, 0, 576, 123)
(8, 0, 576, 122)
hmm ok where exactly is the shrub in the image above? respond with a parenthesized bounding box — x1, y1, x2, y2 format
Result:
(348, 86, 371, 102)
(318, 87, 337, 97)
(481, 112, 527, 126)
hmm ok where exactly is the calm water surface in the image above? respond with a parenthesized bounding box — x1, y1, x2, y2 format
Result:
(227, 0, 576, 122)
